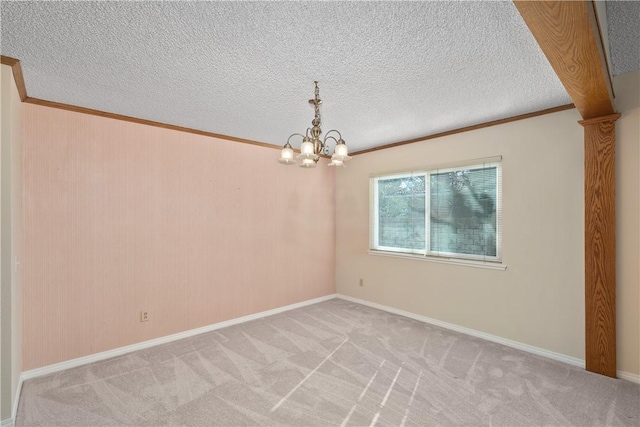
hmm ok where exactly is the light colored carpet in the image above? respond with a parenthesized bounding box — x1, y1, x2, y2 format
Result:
(16, 299, 640, 426)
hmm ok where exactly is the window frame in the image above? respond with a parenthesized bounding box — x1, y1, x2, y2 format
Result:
(370, 157, 503, 264)
(371, 172, 427, 256)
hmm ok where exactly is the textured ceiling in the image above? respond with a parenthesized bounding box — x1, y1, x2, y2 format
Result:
(606, 1, 640, 76)
(0, 1, 592, 152)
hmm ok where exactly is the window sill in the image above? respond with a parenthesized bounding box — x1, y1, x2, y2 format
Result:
(367, 250, 507, 271)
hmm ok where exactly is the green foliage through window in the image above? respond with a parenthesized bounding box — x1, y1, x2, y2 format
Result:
(372, 161, 501, 261)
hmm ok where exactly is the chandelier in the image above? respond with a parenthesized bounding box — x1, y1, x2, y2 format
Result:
(278, 81, 351, 168)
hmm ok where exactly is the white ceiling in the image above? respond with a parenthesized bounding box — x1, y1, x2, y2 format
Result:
(606, 1, 640, 76)
(0, 1, 633, 153)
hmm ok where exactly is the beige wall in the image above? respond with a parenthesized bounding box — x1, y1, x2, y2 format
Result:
(336, 108, 586, 360)
(337, 111, 589, 366)
(615, 70, 640, 376)
(336, 71, 640, 377)
(1, 63, 24, 422)
(22, 104, 336, 370)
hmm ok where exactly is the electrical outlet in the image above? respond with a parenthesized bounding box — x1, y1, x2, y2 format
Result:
(140, 311, 149, 322)
(359, 278, 364, 287)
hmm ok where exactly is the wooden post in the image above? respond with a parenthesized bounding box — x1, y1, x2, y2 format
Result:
(579, 113, 620, 378)
(514, 1, 621, 378)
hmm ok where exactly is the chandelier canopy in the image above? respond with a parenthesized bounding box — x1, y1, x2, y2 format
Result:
(278, 81, 351, 168)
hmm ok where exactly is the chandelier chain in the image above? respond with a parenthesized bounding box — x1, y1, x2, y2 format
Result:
(312, 81, 321, 128)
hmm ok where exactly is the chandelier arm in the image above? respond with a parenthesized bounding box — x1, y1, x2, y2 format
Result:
(286, 133, 307, 146)
(321, 136, 338, 155)
(323, 129, 343, 141)
(324, 136, 339, 146)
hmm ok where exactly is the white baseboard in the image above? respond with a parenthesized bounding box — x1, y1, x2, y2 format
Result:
(21, 294, 336, 381)
(11, 373, 24, 424)
(336, 294, 585, 368)
(617, 370, 640, 384)
(1, 373, 25, 427)
(337, 294, 640, 384)
(16, 292, 640, 390)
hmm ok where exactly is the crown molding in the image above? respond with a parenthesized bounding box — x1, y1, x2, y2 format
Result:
(351, 103, 576, 155)
(1, 55, 28, 101)
(1, 55, 575, 156)
(23, 97, 280, 151)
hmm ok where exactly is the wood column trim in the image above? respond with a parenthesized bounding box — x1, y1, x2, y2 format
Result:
(513, 1, 614, 119)
(514, 0, 619, 378)
(579, 113, 621, 126)
(580, 113, 619, 378)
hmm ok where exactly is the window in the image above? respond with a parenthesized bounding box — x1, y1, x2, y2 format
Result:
(371, 158, 502, 262)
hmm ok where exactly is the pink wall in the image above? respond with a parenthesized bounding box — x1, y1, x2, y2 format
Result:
(22, 104, 335, 370)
